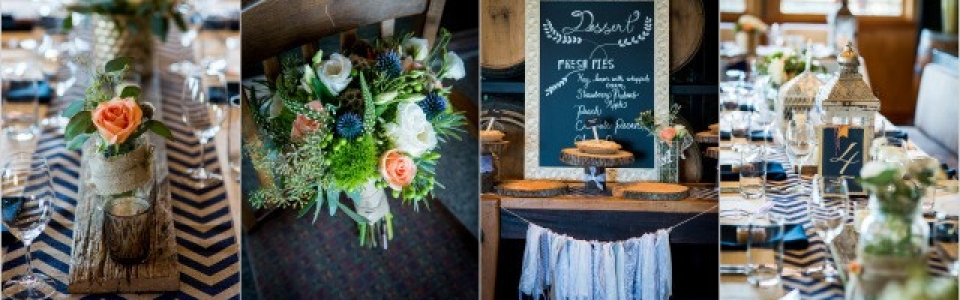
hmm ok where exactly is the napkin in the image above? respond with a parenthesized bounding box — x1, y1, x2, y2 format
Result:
(718, 130, 773, 141)
(720, 162, 788, 182)
(5, 80, 53, 104)
(719, 223, 810, 251)
(781, 289, 801, 300)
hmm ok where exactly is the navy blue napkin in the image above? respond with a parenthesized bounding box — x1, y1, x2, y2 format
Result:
(720, 224, 810, 251)
(5, 81, 53, 104)
(719, 130, 773, 141)
(720, 162, 788, 182)
(884, 130, 908, 141)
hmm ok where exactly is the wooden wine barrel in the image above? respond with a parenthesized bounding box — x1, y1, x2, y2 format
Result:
(670, 0, 704, 73)
(481, 0, 525, 78)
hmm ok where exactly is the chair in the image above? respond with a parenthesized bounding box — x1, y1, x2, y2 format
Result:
(900, 62, 959, 168)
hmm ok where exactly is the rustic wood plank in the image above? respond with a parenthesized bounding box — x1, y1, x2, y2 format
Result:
(480, 198, 500, 300)
(480, 0, 525, 74)
(421, 0, 446, 46)
(380, 19, 396, 40)
(241, 0, 430, 65)
(68, 177, 179, 293)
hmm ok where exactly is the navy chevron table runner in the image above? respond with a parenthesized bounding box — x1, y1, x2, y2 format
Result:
(721, 145, 952, 299)
(1, 36, 240, 299)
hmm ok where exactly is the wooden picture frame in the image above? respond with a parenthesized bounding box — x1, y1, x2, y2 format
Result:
(523, 0, 670, 181)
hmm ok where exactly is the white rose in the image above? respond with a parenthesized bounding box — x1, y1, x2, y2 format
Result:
(317, 53, 353, 96)
(442, 51, 466, 80)
(860, 161, 890, 179)
(402, 38, 430, 61)
(384, 102, 437, 157)
(768, 57, 787, 85)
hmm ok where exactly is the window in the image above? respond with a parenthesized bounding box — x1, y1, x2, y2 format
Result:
(721, 0, 746, 13)
(779, 0, 903, 16)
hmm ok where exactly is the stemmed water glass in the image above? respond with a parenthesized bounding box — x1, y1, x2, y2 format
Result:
(785, 116, 816, 192)
(806, 176, 849, 282)
(1, 153, 56, 299)
(180, 70, 227, 187)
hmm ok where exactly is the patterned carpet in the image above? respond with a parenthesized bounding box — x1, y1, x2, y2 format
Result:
(244, 198, 478, 299)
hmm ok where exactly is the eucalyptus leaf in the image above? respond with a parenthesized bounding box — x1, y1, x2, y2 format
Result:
(64, 111, 93, 141)
(105, 57, 132, 73)
(66, 134, 90, 150)
(297, 200, 316, 218)
(326, 188, 340, 216)
(120, 85, 141, 98)
(144, 120, 173, 140)
(61, 101, 85, 118)
(337, 202, 367, 224)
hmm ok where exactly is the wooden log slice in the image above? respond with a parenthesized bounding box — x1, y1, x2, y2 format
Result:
(669, 0, 704, 73)
(619, 182, 690, 201)
(481, 140, 510, 154)
(69, 178, 179, 293)
(481, 0, 525, 78)
(497, 180, 568, 198)
(559, 148, 634, 168)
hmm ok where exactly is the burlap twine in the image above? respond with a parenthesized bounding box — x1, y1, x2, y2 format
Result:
(84, 141, 154, 196)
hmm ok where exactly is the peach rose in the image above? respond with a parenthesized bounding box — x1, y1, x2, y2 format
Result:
(290, 101, 324, 141)
(92, 97, 142, 145)
(380, 149, 417, 190)
(658, 127, 677, 142)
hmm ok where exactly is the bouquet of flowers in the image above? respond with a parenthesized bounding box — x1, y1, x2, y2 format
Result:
(757, 50, 826, 86)
(63, 57, 172, 154)
(734, 15, 768, 34)
(62, 57, 172, 195)
(859, 158, 943, 217)
(636, 103, 690, 144)
(65, 0, 187, 41)
(246, 30, 466, 245)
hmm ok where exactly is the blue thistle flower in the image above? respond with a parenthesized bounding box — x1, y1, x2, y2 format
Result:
(336, 113, 364, 139)
(419, 92, 447, 119)
(375, 51, 403, 79)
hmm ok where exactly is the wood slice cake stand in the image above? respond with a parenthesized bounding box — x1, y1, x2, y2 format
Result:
(618, 182, 690, 201)
(481, 140, 509, 154)
(497, 180, 568, 198)
(559, 148, 634, 194)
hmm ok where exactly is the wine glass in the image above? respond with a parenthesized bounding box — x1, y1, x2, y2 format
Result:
(785, 117, 816, 192)
(180, 70, 227, 187)
(1, 152, 56, 299)
(933, 213, 959, 276)
(806, 176, 849, 282)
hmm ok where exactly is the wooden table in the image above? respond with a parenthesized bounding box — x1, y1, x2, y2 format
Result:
(481, 183, 718, 300)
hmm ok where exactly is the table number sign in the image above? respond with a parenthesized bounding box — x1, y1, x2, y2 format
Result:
(818, 125, 868, 194)
(524, 0, 669, 181)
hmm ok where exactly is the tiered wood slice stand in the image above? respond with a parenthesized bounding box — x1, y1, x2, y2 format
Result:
(559, 148, 634, 194)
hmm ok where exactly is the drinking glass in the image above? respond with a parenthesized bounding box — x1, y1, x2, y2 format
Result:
(103, 195, 153, 265)
(933, 213, 959, 276)
(785, 117, 815, 169)
(1, 153, 56, 299)
(2, 62, 40, 141)
(746, 210, 786, 287)
(180, 70, 227, 187)
(740, 148, 766, 200)
(226, 95, 241, 180)
(806, 176, 849, 282)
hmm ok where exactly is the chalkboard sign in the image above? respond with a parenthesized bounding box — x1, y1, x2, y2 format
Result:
(525, 0, 668, 181)
(818, 126, 868, 194)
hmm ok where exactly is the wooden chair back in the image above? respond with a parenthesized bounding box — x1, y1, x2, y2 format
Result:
(242, 0, 446, 84)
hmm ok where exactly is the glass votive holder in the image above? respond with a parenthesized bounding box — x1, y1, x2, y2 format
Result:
(102, 196, 153, 265)
(746, 211, 786, 287)
(739, 148, 766, 200)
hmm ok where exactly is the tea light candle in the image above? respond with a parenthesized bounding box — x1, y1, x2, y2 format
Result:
(107, 197, 150, 217)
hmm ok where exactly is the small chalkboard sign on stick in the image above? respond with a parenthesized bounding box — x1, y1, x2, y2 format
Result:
(818, 125, 868, 194)
(524, 0, 669, 182)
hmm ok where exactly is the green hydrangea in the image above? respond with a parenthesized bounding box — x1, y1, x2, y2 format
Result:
(328, 134, 378, 191)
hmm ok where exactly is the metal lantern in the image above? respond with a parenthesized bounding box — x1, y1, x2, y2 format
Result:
(776, 50, 825, 136)
(816, 43, 880, 135)
(828, 0, 858, 52)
